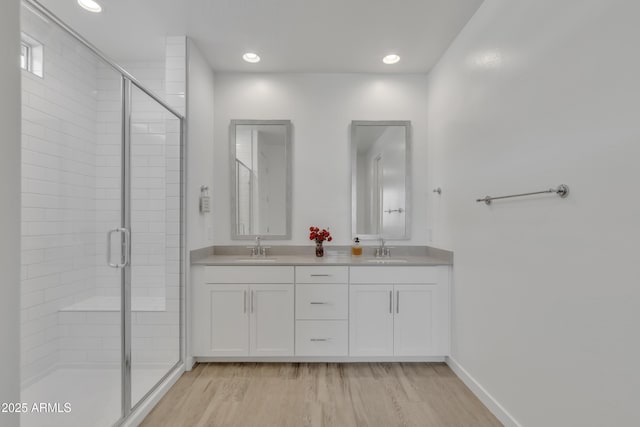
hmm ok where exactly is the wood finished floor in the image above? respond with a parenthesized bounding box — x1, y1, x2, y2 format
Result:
(141, 363, 503, 427)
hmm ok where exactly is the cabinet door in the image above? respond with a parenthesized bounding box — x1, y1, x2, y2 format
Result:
(394, 284, 436, 356)
(349, 284, 394, 356)
(207, 284, 249, 356)
(249, 284, 294, 356)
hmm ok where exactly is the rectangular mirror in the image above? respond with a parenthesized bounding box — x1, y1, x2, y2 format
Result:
(351, 120, 411, 240)
(230, 120, 292, 240)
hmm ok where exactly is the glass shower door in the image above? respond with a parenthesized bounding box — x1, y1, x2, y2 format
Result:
(20, 2, 124, 425)
(128, 84, 182, 409)
(20, 1, 184, 425)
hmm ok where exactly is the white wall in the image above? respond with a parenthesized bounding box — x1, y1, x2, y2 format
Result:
(213, 73, 430, 245)
(186, 39, 215, 250)
(185, 38, 215, 369)
(0, 0, 21, 424)
(428, 1, 640, 425)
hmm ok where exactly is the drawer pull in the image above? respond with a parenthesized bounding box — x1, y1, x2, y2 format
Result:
(310, 274, 331, 277)
(310, 302, 329, 305)
(310, 338, 330, 342)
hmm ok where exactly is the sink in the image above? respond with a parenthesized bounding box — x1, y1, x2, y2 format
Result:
(233, 258, 278, 263)
(366, 259, 409, 263)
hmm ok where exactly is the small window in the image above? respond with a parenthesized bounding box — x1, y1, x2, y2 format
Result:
(20, 33, 43, 78)
(20, 42, 30, 71)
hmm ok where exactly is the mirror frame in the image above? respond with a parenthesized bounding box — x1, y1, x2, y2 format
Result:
(351, 120, 412, 240)
(229, 119, 292, 240)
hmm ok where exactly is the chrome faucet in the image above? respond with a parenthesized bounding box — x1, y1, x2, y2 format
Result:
(248, 236, 269, 257)
(375, 238, 392, 258)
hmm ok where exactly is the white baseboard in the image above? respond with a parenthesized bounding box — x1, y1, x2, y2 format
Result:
(446, 356, 521, 427)
(194, 356, 446, 363)
(121, 363, 185, 427)
(186, 356, 196, 371)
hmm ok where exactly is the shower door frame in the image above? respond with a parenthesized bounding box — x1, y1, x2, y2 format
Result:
(121, 78, 186, 420)
(23, 1, 187, 425)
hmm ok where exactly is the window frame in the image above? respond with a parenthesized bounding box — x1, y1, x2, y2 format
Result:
(20, 33, 44, 78)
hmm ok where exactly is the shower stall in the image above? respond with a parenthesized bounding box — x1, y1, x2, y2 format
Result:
(20, 1, 185, 426)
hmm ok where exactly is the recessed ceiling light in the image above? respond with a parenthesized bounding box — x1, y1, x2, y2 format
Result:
(243, 53, 261, 63)
(77, 0, 102, 13)
(383, 54, 400, 65)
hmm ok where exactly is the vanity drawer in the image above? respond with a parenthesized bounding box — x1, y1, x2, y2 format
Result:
(349, 266, 440, 284)
(296, 284, 348, 320)
(204, 266, 294, 284)
(295, 266, 348, 283)
(295, 320, 348, 356)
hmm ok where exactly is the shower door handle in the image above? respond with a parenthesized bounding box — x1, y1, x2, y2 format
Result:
(107, 228, 130, 268)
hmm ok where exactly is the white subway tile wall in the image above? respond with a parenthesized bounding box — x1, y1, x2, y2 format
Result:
(154, 36, 185, 372)
(21, 4, 185, 386)
(21, 8, 101, 384)
(165, 36, 186, 116)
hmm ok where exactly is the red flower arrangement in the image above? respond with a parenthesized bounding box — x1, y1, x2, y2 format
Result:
(309, 226, 332, 243)
(309, 226, 332, 257)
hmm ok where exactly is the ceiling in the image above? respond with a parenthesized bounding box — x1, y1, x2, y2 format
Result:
(37, 0, 483, 73)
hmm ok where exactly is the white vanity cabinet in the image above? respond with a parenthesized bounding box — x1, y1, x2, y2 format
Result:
(192, 263, 450, 361)
(349, 267, 450, 357)
(192, 266, 294, 357)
